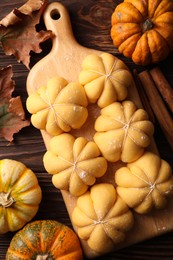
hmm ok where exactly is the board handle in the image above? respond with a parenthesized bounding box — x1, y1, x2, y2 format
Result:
(43, 2, 77, 48)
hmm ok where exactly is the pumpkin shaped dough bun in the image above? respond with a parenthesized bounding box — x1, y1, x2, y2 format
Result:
(43, 133, 107, 196)
(79, 52, 133, 108)
(72, 183, 134, 254)
(115, 152, 173, 214)
(94, 100, 154, 163)
(26, 76, 88, 136)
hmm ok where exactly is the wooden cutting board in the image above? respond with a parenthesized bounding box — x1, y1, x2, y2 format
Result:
(26, 2, 173, 258)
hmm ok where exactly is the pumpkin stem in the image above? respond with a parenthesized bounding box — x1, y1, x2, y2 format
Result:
(142, 18, 153, 32)
(36, 255, 50, 260)
(0, 191, 15, 207)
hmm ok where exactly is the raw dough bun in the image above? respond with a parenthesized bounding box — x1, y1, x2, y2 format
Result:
(72, 183, 134, 254)
(115, 152, 173, 214)
(79, 52, 133, 108)
(43, 133, 107, 196)
(26, 76, 88, 136)
(94, 100, 154, 163)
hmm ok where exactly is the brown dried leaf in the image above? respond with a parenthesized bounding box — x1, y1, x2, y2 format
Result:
(0, 0, 45, 27)
(0, 66, 14, 99)
(0, 0, 53, 69)
(0, 66, 30, 142)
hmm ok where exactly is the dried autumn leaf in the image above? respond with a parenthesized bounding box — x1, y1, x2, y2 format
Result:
(0, 0, 53, 69)
(0, 0, 46, 27)
(0, 65, 14, 99)
(0, 66, 30, 142)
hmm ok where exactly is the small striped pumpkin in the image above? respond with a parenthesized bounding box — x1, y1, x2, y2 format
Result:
(6, 220, 83, 260)
(0, 159, 42, 234)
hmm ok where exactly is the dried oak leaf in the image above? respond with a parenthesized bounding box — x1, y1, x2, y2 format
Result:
(0, 0, 53, 69)
(0, 66, 30, 142)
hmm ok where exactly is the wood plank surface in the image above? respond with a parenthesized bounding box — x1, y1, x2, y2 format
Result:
(0, 1, 173, 259)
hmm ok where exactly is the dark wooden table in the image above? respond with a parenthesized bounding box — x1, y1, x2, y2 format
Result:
(0, 1, 173, 259)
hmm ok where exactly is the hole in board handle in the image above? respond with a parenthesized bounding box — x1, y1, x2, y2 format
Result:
(50, 9, 61, 20)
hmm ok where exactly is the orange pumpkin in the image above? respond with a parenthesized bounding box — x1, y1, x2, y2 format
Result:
(6, 220, 83, 260)
(111, 0, 173, 65)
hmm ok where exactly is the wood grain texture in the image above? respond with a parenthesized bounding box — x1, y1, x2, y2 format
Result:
(0, 1, 173, 259)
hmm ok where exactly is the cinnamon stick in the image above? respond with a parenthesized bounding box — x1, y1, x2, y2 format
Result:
(149, 67, 173, 113)
(133, 69, 155, 123)
(138, 70, 173, 150)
